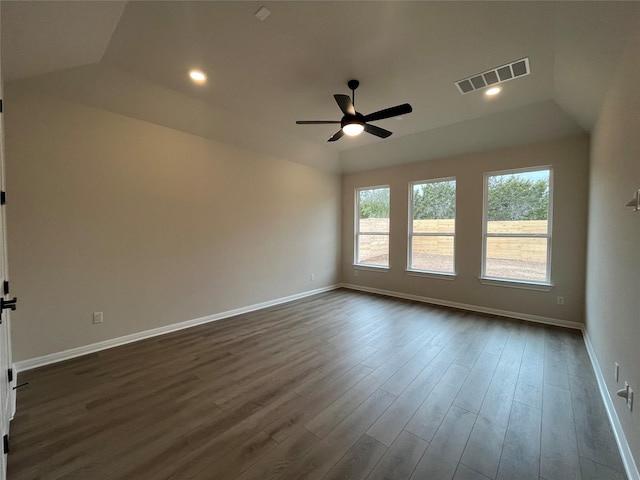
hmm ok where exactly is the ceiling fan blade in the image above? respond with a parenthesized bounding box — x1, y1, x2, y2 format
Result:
(296, 120, 340, 124)
(364, 123, 392, 139)
(327, 129, 345, 142)
(363, 103, 413, 123)
(334, 94, 355, 116)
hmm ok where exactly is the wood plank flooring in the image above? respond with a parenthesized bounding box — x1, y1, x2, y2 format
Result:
(7, 289, 627, 480)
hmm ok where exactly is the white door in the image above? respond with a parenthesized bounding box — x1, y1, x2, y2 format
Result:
(0, 30, 15, 479)
(0, 163, 9, 477)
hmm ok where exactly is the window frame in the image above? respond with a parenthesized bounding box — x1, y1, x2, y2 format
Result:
(354, 185, 391, 269)
(407, 177, 457, 278)
(481, 165, 554, 288)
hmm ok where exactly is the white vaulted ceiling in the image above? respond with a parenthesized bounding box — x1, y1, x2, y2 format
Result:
(0, 1, 126, 81)
(2, 1, 639, 173)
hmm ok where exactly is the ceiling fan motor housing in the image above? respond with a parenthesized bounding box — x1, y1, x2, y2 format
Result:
(341, 112, 365, 129)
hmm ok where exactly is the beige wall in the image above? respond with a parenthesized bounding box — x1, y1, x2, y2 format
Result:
(342, 134, 590, 324)
(5, 88, 342, 361)
(586, 26, 640, 467)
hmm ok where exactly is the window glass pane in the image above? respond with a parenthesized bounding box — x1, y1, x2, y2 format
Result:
(412, 219, 455, 234)
(358, 235, 389, 266)
(487, 220, 548, 235)
(357, 186, 390, 266)
(412, 181, 456, 222)
(360, 218, 389, 233)
(411, 236, 454, 273)
(487, 170, 549, 228)
(410, 180, 456, 273)
(359, 187, 390, 230)
(484, 169, 551, 282)
(485, 237, 548, 282)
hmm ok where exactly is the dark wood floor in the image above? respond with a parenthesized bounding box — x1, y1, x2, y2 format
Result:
(8, 289, 627, 480)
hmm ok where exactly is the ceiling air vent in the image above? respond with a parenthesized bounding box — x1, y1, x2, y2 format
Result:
(455, 58, 530, 95)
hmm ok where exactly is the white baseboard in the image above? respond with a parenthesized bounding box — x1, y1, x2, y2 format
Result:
(340, 283, 583, 330)
(583, 331, 639, 480)
(14, 284, 341, 373)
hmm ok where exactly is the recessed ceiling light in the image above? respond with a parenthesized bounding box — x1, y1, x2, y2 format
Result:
(189, 69, 207, 84)
(485, 86, 501, 96)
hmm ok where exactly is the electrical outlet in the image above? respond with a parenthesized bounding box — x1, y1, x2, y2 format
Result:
(354, 270, 359, 276)
(615, 362, 620, 382)
(310, 273, 315, 282)
(556, 296, 565, 305)
(92, 312, 103, 324)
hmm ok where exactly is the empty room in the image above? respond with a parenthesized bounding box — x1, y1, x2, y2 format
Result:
(0, 1, 638, 479)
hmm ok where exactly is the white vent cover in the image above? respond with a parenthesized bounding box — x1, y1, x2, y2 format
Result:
(455, 58, 530, 95)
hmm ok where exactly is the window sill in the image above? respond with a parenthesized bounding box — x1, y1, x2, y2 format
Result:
(353, 264, 390, 272)
(406, 269, 457, 280)
(479, 277, 553, 291)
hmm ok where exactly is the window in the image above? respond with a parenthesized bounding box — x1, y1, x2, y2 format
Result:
(482, 167, 552, 284)
(355, 186, 390, 267)
(408, 178, 456, 274)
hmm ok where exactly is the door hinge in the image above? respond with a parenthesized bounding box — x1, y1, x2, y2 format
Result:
(0, 99, 3, 113)
(0, 297, 17, 322)
(7, 368, 12, 383)
(3, 281, 9, 296)
(0, 191, 5, 205)
(3, 435, 8, 454)
(0, 297, 17, 312)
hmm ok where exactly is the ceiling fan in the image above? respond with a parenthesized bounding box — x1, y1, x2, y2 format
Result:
(296, 80, 413, 142)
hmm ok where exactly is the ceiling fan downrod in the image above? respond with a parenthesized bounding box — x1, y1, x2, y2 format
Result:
(347, 79, 359, 108)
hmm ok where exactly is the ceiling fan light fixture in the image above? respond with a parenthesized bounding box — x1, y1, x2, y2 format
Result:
(188, 69, 207, 84)
(342, 121, 365, 136)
